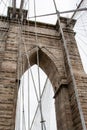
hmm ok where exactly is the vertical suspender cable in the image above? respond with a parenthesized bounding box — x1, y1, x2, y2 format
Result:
(17, 19, 27, 130)
(19, 2, 40, 129)
(37, 48, 44, 130)
(67, 0, 84, 25)
(52, 0, 86, 129)
(14, 19, 20, 130)
(12, 0, 16, 15)
(22, 60, 26, 130)
(18, 21, 23, 130)
(14, 20, 22, 130)
(30, 77, 48, 130)
(33, 0, 45, 129)
(20, 9, 39, 102)
(27, 1, 30, 129)
(22, 25, 39, 102)
(19, 19, 28, 130)
(15, 19, 24, 130)
(27, 65, 30, 130)
(20, 0, 24, 15)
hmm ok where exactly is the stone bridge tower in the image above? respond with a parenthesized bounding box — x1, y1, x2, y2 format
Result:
(0, 7, 87, 130)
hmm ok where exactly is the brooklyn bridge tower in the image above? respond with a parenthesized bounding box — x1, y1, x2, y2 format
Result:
(0, 0, 87, 130)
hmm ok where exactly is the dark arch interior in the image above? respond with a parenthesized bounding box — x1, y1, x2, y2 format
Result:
(23, 48, 59, 91)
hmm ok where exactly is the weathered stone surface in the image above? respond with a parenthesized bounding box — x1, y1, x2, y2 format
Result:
(2, 61, 17, 72)
(0, 15, 87, 130)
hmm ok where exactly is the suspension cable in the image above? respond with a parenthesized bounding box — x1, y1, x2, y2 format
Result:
(22, 60, 26, 130)
(21, 31, 39, 102)
(37, 48, 44, 130)
(67, 0, 84, 25)
(28, 7, 87, 19)
(76, 13, 84, 20)
(12, 0, 16, 15)
(20, 3, 39, 102)
(27, 1, 30, 129)
(17, 20, 23, 130)
(52, 0, 87, 129)
(27, 0, 46, 129)
(20, 0, 24, 15)
(19, 14, 39, 102)
(15, 16, 25, 129)
(30, 77, 48, 130)
(19, 4, 42, 130)
(15, 3, 30, 130)
(33, 0, 46, 129)
(23, 0, 29, 9)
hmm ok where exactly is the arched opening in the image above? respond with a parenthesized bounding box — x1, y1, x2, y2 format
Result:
(15, 64, 57, 130)
(15, 48, 59, 130)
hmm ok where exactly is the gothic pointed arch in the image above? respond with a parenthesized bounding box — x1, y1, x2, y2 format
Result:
(22, 46, 60, 91)
(20, 45, 74, 130)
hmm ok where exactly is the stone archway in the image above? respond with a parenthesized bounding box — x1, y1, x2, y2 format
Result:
(20, 47, 74, 130)
(15, 64, 58, 130)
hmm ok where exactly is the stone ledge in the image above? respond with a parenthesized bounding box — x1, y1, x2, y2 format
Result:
(54, 78, 68, 98)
